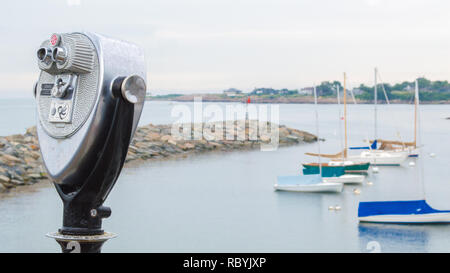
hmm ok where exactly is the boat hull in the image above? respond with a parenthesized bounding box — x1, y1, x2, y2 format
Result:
(407, 148, 419, 157)
(346, 151, 408, 166)
(323, 174, 365, 184)
(275, 175, 343, 193)
(358, 200, 450, 224)
(302, 162, 370, 173)
(274, 183, 343, 193)
(359, 213, 450, 223)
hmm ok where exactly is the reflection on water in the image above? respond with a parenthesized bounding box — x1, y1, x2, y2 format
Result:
(358, 223, 428, 253)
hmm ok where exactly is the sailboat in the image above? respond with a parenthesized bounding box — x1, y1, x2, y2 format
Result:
(358, 80, 450, 223)
(274, 86, 343, 193)
(303, 73, 371, 173)
(336, 70, 408, 166)
(350, 68, 418, 159)
(358, 200, 450, 223)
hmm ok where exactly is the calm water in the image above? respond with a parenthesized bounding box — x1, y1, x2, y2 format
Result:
(1, 98, 450, 252)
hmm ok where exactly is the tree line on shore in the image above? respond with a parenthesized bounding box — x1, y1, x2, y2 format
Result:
(150, 77, 450, 102)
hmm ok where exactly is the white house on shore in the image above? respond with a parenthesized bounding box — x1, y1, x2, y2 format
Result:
(299, 87, 314, 95)
(223, 88, 244, 97)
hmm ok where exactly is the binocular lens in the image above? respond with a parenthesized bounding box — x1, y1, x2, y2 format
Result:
(37, 48, 47, 61)
(52, 47, 67, 64)
(37, 47, 52, 63)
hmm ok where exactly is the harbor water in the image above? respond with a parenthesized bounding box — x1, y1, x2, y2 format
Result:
(1, 98, 450, 252)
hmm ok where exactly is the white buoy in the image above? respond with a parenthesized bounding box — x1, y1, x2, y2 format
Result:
(367, 181, 373, 186)
(372, 167, 379, 173)
(409, 161, 416, 167)
(335, 205, 342, 211)
(430, 153, 436, 158)
(353, 188, 361, 195)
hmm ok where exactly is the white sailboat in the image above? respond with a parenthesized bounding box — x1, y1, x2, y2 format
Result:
(348, 68, 418, 164)
(346, 150, 409, 166)
(370, 68, 419, 157)
(334, 70, 408, 166)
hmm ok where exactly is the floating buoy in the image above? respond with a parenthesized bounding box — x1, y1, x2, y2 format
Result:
(367, 181, 373, 186)
(372, 167, 379, 173)
(335, 205, 342, 211)
(430, 153, 436, 158)
(409, 161, 416, 167)
(353, 188, 361, 195)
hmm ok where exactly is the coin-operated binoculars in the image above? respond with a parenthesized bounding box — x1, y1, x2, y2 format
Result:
(34, 32, 146, 253)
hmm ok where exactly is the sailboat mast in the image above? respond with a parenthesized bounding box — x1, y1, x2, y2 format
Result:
(343, 72, 348, 159)
(374, 68, 378, 141)
(336, 85, 344, 162)
(414, 80, 419, 147)
(313, 85, 322, 177)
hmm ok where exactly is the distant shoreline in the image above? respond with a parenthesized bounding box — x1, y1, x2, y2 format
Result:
(148, 95, 450, 104)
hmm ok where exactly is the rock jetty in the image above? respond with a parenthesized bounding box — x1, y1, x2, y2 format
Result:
(0, 121, 317, 193)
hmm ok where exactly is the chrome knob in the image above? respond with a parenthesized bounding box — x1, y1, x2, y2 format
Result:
(120, 75, 146, 104)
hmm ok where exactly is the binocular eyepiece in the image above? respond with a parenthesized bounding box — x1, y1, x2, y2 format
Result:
(37, 46, 67, 65)
(37, 47, 52, 64)
(35, 32, 147, 236)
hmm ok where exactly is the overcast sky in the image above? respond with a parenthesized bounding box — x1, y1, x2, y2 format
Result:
(1, 0, 449, 97)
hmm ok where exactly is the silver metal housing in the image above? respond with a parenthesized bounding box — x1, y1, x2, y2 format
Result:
(36, 32, 146, 184)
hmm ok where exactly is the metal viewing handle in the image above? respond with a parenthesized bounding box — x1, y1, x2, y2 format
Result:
(112, 75, 147, 104)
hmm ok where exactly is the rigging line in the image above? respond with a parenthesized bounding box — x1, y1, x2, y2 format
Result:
(349, 86, 357, 105)
(408, 88, 415, 105)
(376, 69, 408, 146)
(344, 74, 358, 156)
(376, 70, 391, 105)
(344, 77, 358, 105)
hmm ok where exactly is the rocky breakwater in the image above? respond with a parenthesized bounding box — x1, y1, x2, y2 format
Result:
(0, 121, 317, 193)
(0, 127, 45, 193)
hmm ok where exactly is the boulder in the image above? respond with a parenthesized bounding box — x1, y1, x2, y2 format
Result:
(0, 174, 10, 183)
(0, 154, 23, 165)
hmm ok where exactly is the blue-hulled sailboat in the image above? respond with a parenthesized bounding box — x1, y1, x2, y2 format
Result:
(357, 80, 450, 224)
(358, 200, 450, 223)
